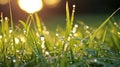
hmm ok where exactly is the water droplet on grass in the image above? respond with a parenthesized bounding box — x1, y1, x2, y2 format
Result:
(9, 29, 13, 33)
(6, 56, 11, 60)
(23, 29, 26, 34)
(18, 56, 21, 59)
(45, 51, 50, 56)
(0, 35, 2, 39)
(13, 59, 16, 63)
(72, 5, 76, 12)
(40, 35, 44, 41)
(20, 36, 26, 43)
(15, 37, 19, 44)
(84, 25, 89, 30)
(16, 50, 19, 53)
(72, 28, 76, 33)
(56, 33, 59, 37)
(54, 46, 56, 49)
(117, 32, 120, 35)
(69, 61, 73, 64)
(67, 36, 71, 41)
(94, 59, 97, 62)
(73, 5, 76, 8)
(41, 41, 45, 49)
(5, 17, 8, 21)
(75, 24, 78, 28)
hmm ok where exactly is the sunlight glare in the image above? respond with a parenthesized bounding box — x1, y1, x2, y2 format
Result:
(18, 0, 43, 13)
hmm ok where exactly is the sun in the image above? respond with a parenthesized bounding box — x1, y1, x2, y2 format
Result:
(18, 0, 43, 13)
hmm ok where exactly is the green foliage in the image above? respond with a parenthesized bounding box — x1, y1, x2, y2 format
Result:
(0, 1, 120, 67)
(88, 8, 120, 46)
(66, 1, 75, 36)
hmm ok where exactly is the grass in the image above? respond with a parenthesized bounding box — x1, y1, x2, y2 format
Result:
(0, 1, 120, 67)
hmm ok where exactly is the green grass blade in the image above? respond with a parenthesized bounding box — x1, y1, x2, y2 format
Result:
(8, 0, 16, 56)
(66, 1, 71, 35)
(34, 13, 42, 34)
(19, 20, 27, 29)
(19, 20, 31, 35)
(102, 26, 108, 42)
(88, 8, 120, 46)
(26, 15, 31, 24)
(8, 0, 14, 30)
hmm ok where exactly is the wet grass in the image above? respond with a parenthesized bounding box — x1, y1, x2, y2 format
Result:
(0, 1, 120, 67)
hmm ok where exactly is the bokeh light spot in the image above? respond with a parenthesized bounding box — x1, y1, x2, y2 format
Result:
(43, 0, 61, 8)
(18, 0, 43, 13)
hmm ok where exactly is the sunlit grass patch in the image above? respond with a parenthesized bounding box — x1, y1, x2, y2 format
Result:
(0, 1, 120, 67)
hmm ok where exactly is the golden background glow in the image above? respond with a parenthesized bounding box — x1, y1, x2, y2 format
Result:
(44, 0, 61, 8)
(0, 0, 9, 5)
(18, 0, 43, 13)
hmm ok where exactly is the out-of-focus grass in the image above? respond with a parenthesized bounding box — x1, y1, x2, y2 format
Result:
(0, 1, 120, 67)
(43, 14, 120, 32)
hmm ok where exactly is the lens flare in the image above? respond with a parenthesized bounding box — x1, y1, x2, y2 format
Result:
(44, 0, 61, 8)
(18, 0, 43, 13)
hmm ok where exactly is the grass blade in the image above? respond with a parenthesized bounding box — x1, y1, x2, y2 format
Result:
(66, 1, 71, 36)
(8, 0, 14, 30)
(35, 13, 42, 34)
(102, 26, 108, 42)
(88, 8, 120, 46)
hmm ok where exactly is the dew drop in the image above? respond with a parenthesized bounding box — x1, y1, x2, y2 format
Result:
(67, 36, 71, 41)
(9, 29, 13, 33)
(94, 59, 97, 62)
(15, 37, 19, 44)
(45, 51, 49, 55)
(23, 29, 26, 34)
(6, 56, 11, 60)
(20, 36, 26, 43)
(54, 46, 56, 49)
(56, 33, 59, 37)
(75, 24, 78, 28)
(69, 61, 73, 64)
(16, 50, 19, 53)
(114, 22, 117, 25)
(13, 59, 16, 63)
(5, 17, 8, 21)
(36, 32, 39, 37)
(117, 32, 120, 35)
(40, 35, 45, 41)
(0, 35, 2, 39)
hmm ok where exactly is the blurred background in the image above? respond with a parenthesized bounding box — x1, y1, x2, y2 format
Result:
(0, 0, 120, 30)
